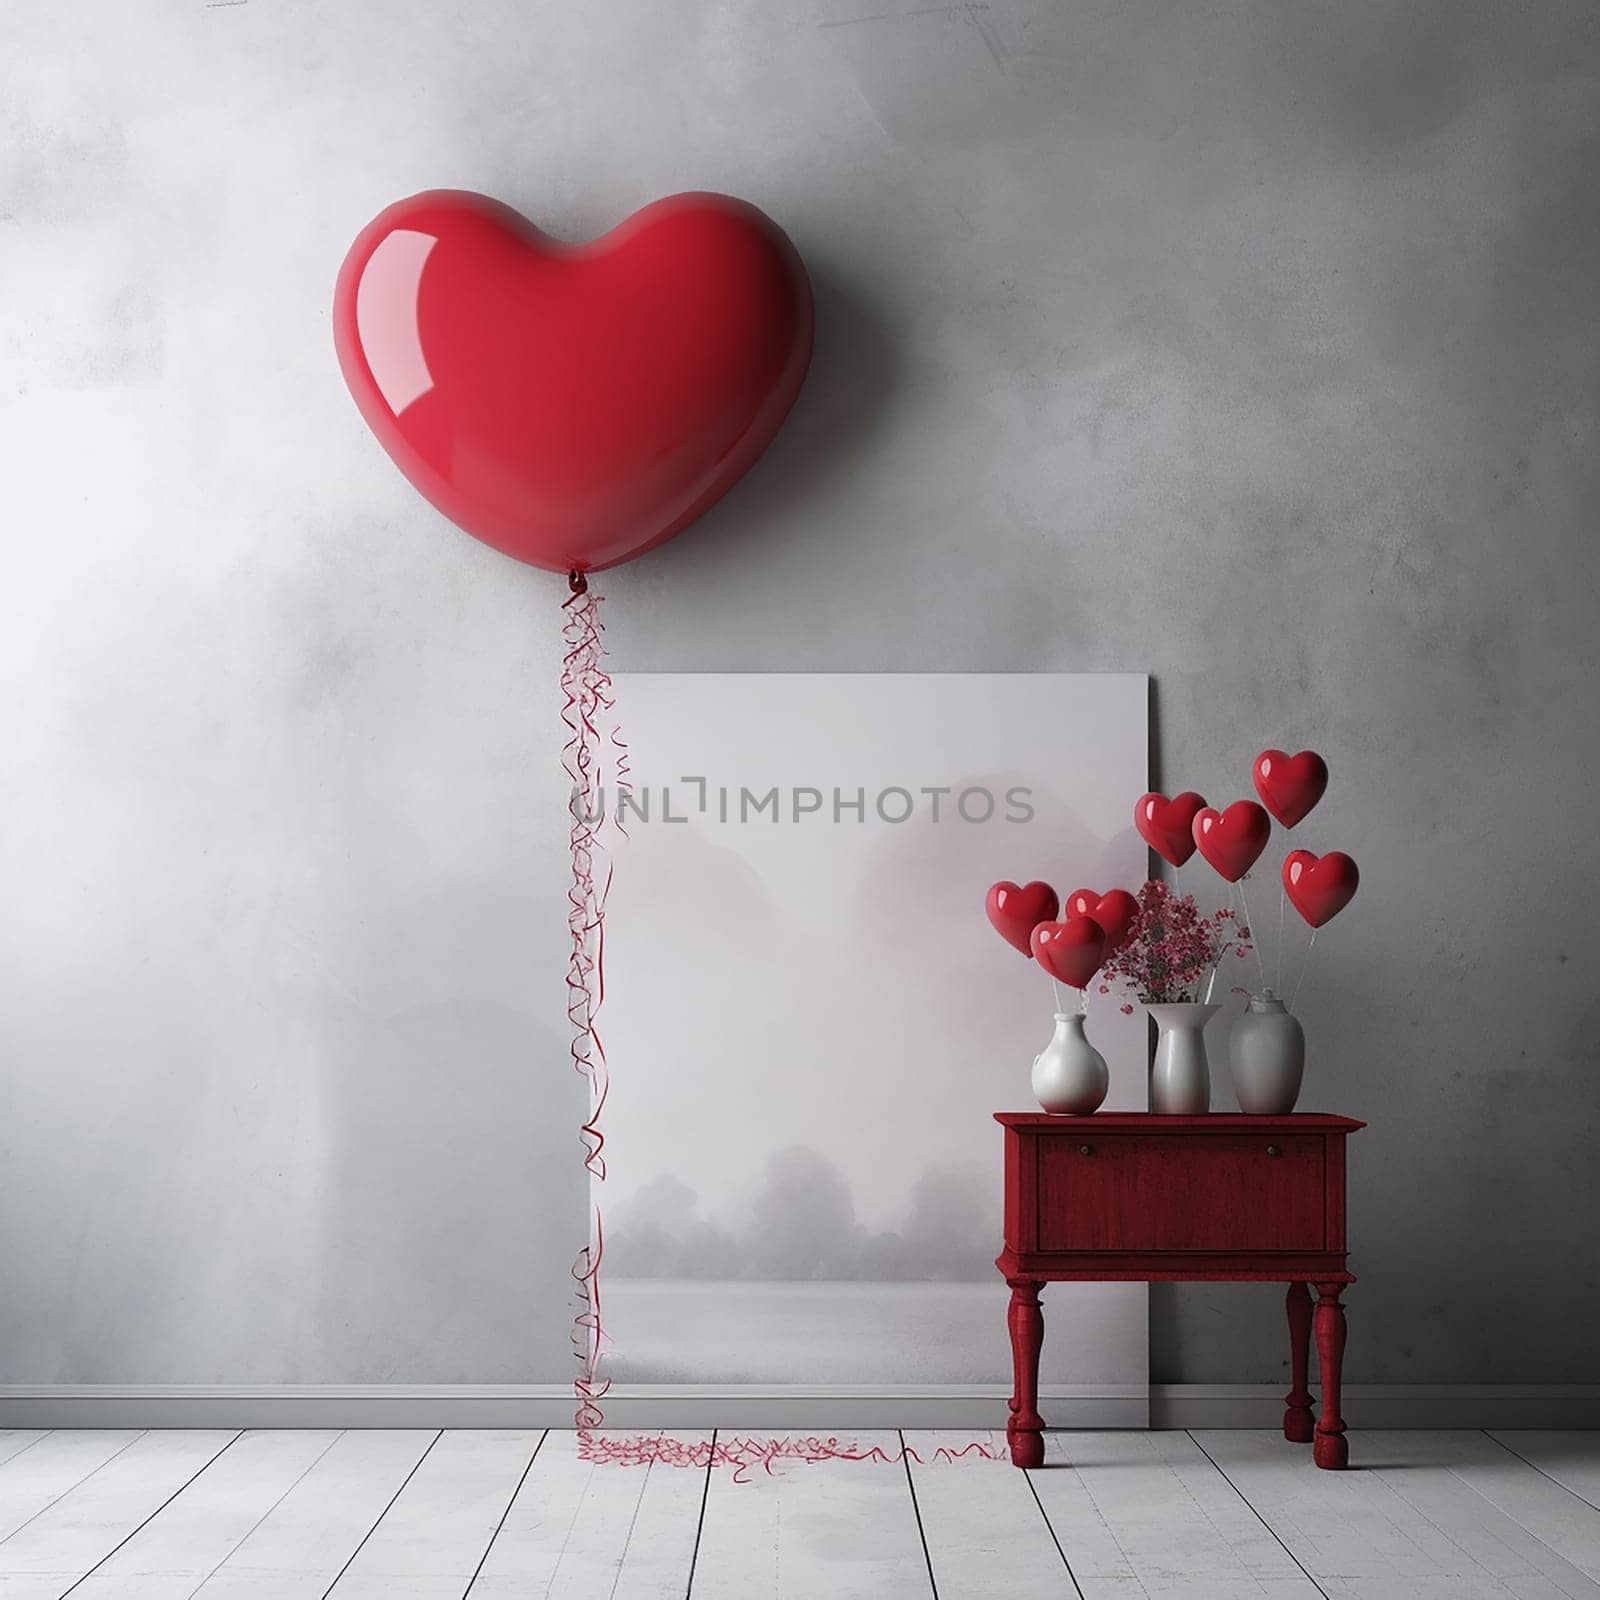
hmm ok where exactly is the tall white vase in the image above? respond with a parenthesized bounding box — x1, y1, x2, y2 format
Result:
(1031, 1012, 1109, 1115)
(1229, 990, 1306, 1114)
(1146, 1002, 1220, 1114)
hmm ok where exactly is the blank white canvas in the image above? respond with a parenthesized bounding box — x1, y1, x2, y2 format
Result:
(599, 672, 1148, 1388)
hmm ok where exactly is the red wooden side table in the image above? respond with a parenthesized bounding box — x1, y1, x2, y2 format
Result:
(995, 1112, 1363, 1470)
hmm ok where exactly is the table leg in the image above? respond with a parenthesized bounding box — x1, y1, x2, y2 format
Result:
(1006, 1277, 1044, 1468)
(1284, 1281, 1315, 1442)
(1313, 1282, 1348, 1469)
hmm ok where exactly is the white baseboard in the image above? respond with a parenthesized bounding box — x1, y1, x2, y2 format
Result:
(1, 1384, 1594, 1431)
(0, 1384, 1146, 1431)
(1150, 1384, 1600, 1430)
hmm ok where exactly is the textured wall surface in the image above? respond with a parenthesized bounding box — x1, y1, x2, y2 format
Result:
(3, 0, 1598, 1384)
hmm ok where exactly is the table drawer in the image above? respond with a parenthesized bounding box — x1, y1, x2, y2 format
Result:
(1036, 1133, 1326, 1252)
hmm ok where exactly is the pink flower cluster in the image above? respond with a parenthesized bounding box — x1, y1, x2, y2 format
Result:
(1097, 879, 1252, 1008)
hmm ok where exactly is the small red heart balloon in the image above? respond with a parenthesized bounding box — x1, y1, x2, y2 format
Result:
(1253, 749, 1329, 829)
(1134, 792, 1208, 867)
(334, 190, 813, 574)
(1283, 850, 1359, 928)
(1192, 801, 1272, 882)
(1065, 888, 1139, 953)
(986, 880, 1060, 957)
(1031, 918, 1106, 989)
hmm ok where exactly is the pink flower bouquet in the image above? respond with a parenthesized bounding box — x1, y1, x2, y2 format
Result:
(1097, 879, 1251, 1010)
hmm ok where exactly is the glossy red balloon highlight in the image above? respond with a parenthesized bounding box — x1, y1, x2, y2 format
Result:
(986, 880, 1060, 956)
(1252, 749, 1329, 829)
(1283, 850, 1360, 928)
(1031, 918, 1107, 989)
(1192, 801, 1272, 882)
(334, 190, 813, 574)
(1134, 791, 1208, 866)
(1065, 888, 1139, 953)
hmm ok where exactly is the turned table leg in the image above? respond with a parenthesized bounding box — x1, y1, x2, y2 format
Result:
(1284, 1281, 1315, 1442)
(1313, 1282, 1348, 1469)
(1006, 1277, 1044, 1468)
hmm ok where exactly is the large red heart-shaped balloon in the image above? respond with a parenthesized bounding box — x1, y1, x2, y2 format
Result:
(1134, 792, 1208, 867)
(1192, 801, 1272, 882)
(986, 880, 1059, 957)
(1253, 749, 1328, 828)
(1065, 888, 1139, 953)
(1283, 849, 1359, 927)
(334, 190, 813, 574)
(1031, 918, 1106, 989)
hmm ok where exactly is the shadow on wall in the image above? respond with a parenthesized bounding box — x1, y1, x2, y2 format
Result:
(604, 1145, 997, 1282)
(632, 253, 901, 580)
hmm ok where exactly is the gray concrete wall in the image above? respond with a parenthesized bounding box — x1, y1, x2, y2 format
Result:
(3, 1, 1597, 1385)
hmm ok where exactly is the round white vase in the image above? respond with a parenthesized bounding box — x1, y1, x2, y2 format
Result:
(1146, 1002, 1220, 1114)
(1229, 989, 1305, 1114)
(1031, 1013, 1109, 1115)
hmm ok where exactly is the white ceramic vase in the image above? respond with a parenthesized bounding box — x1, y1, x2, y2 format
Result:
(1146, 1001, 1220, 1114)
(1031, 1012, 1109, 1115)
(1229, 989, 1306, 1114)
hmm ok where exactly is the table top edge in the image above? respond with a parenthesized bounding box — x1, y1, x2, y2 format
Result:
(994, 1111, 1365, 1130)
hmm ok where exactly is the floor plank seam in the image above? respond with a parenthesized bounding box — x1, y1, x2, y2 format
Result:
(1486, 1430, 1600, 1516)
(1368, 1449, 1529, 1577)
(683, 1427, 715, 1599)
(318, 1426, 440, 1600)
(897, 1428, 939, 1599)
(1441, 1455, 1600, 1590)
(543, 1429, 611, 1589)
(190, 1428, 346, 1599)
(0, 1432, 52, 1473)
(58, 1429, 244, 1599)
(1184, 1431, 1332, 1599)
(0, 1430, 149, 1553)
(1060, 1446, 1150, 1596)
(462, 1428, 545, 1598)
(607, 1433, 659, 1600)
(1022, 1465, 1086, 1600)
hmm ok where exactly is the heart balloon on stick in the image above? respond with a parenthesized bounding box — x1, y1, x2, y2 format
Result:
(1283, 850, 1359, 927)
(1192, 801, 1272, 881)
(1031, 918, 1107, 989)
(1065, 888, 1139, 953)
(986, 880, 1060, 956)
(1252, 749, 1329, 829)
(1134, 792, 1208, 866)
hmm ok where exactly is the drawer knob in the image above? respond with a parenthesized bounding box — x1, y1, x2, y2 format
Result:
(1266, 1144, 1282, 1157)
(1078, 1144, 1093, 1156)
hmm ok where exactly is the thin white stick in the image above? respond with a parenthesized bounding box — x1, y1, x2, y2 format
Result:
(1234, 876, 1268, 994)
(1290, 927, 1318, 1011)
(1051, 977, 1066, 1014)
(1276, 875, 1287, 995)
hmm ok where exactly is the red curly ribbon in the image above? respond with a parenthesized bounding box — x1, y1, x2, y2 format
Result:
(559, 580, 1003, 1468)
(575, 1432, 1007, 1484)
(561, 576, 627, 1429)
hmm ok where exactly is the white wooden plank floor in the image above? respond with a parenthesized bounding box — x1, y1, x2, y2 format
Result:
(1, 1429, 1598, 1599)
